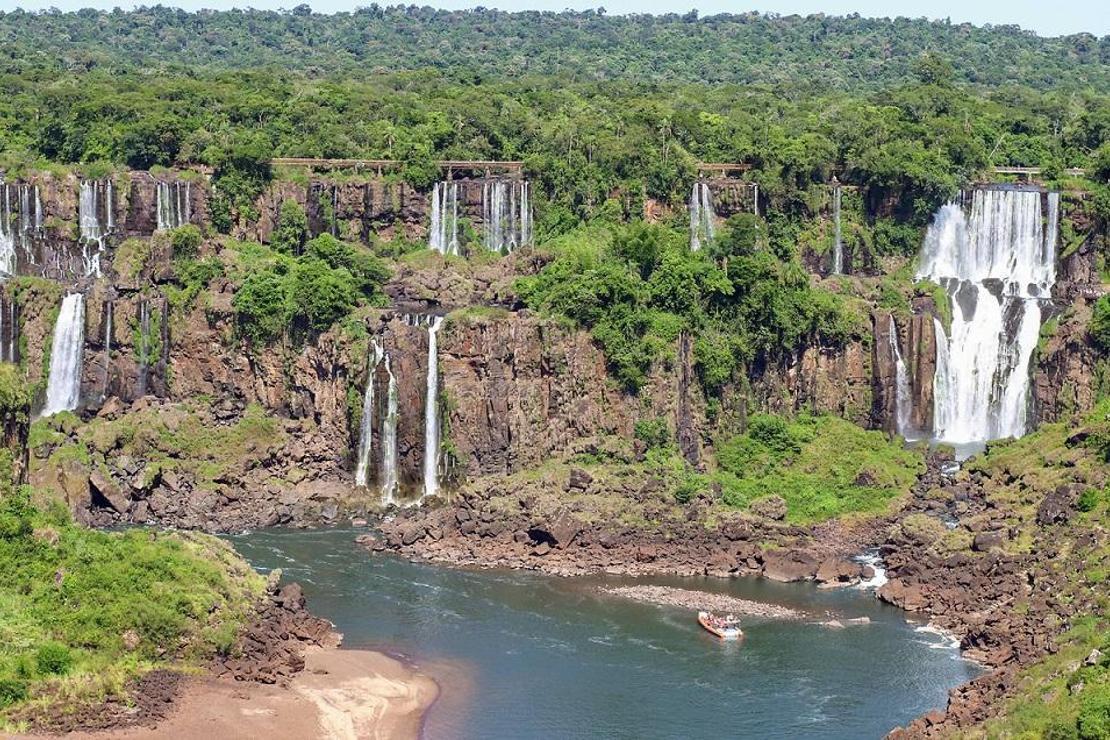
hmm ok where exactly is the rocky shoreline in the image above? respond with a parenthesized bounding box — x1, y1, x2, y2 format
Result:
(358, 448, 1096, 738)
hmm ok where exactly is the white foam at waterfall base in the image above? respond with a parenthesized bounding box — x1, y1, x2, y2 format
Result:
(917, 189, 1058, 447)
(852, 551, 888, 590)
(43, 293, 85, 416)
(422, 316, 444, 501)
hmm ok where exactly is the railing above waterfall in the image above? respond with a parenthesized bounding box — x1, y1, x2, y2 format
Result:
(271, 158, 525, 177)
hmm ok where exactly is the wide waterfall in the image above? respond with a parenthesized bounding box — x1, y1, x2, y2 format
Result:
(43, 293, 85, 416)
(688, 181, 715, 251)
(483, 180, 532, 253)
(156, 180, 192, 231)
(380, 353, 399, 505)
(79, 180, 113, 277)
(831, 185, 844, 274)
(918, 188, 1058, 448)
(429, 181, 459, 255)
(887, 316, 913, 438)
(422, 316, 444, 501)
(354, 341, 383, 489)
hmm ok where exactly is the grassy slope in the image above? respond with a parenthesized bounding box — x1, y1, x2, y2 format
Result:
(0, 492, 264, 728)
(966, 401, 1110, 738)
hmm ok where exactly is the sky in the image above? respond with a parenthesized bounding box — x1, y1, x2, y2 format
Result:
(1, 0, 1106, 38)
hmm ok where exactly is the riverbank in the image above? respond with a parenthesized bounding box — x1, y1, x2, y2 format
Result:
(22, 647, 437, 740)
(361, 420, 1109, 738)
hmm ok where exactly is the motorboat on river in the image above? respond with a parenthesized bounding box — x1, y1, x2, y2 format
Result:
(698, 611, 743, 640)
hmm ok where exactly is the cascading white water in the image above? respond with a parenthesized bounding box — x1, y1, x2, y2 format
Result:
(156, 181, 192, 231)
(831, 185, 844, 274)
(79, 180, 112, 277)
(429, 181, 460, 255)
(380, 353, 399, 505)
(887, 315, 913, 438)
(0, 183, 14, 276)
(688, 181, 716, 251)
(42, 293, 85, 416)
(483, 180, 532, 253)
(752, 183, 759, 217)
(422, 316, 444, 501)
(918, 188, 1058, 448)
(354, 340, 383, 489)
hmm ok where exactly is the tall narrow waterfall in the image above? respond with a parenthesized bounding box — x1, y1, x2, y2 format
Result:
(422, 316, 444, 501)
(0, 294, 16, 363)
(102, 299, 113, 400)
(0, 185, 14, 276)
(482, 180, 532, 253)
(380, 353, 399, 505)
(689, 181, 716, 251)
(752, 183, 759, 217)
(79, 180, 112, 277)
(888, 316, 913, 438)
(43, 293, 85, 416)
(917, 188, 1058, 448)
(831, 185, 844, 274)
(354, 341, 383, 489)
(429, 181, 459, 255)
(156, 181, 192, 231)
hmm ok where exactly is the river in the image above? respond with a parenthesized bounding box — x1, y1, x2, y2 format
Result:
(226, 528, 979, 739)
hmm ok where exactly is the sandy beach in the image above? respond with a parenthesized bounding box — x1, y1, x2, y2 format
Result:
(18, 647, 438, 740)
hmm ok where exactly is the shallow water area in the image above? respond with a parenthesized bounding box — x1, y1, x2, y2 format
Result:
(226, 527, 981, 739)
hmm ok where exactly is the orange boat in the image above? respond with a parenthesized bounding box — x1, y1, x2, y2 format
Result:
(698, 611, 743, 640)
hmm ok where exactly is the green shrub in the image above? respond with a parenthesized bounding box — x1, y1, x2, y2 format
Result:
(290, 258, 357, 333)
(273, 200, 307, 255)
(170, 224, 203, 259)
(633, 418, 671, 450)
(233, 268, 291, 344)
(1078, 487, 1104, 513)
(1091, 296, 1110, 354)
(1078, 684, 1110, 740)
(0, 678, 27, 709)
(34, 642, 73, 676)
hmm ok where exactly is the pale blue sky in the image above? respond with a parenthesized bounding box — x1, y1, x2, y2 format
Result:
(1, 0, 1106, 37)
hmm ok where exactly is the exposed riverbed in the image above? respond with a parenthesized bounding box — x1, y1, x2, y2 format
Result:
(227, 528, 980, 739)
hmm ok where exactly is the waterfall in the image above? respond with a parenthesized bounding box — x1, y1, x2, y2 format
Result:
(136, 300, 151, 397)
(0, 183, 13, 275)
(422, 316, 444, 501)
(917, 188, 1058, 447)
(79, 180, 112, 277)
(156, 181, 192, 231)
(689, 181, 716, 251)
(102, 299, 112, 400)
(43, 293, 85, 416)
(831, 185, 844, 274)
(354, 340, 383, 489)
(887, 315, 913, 438)
(380, 353, 399, 505)
(429, 181, 459, 255)
(752, 183, 759, 217)
(0, 293, 14, 363)
(483, 180, 532, 253)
